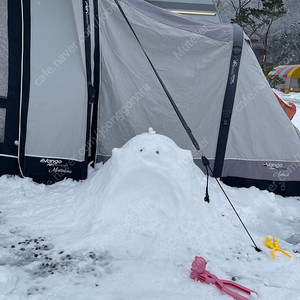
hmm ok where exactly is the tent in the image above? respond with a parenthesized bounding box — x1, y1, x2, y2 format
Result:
(268, 65, 300, 93)
(0, 0, 300, 196)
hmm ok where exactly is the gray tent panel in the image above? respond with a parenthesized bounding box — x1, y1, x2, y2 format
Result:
(123, 0, 231, 42)
(96, 0, 300, 196)
(223, 40, 300, 182)
(97, 0, 231, 161)
(228, 42, 300, 162)
(25, 0, 88, 161)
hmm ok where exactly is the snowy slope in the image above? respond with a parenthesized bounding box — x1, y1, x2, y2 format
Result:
(1, 105, 300, 299)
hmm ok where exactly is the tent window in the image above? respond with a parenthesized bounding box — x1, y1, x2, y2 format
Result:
(0, 108, 6, 143)
(0, 0, 9, 98)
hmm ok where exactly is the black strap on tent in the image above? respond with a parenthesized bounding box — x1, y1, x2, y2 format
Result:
(18, 0, 31, 179)
(82, 0, 96, 176)
(213, 25, 243, 178)
(114, 0, 261, 252)
(90, 0, 101, 166)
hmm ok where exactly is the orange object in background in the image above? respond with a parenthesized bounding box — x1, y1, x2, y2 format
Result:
(274, 92, 296, 120)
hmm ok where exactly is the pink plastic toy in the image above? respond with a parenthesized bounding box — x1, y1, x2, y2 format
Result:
(190, 256, 257, 300)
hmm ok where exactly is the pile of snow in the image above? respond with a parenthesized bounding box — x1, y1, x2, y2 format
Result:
(0, 126, 300, 299)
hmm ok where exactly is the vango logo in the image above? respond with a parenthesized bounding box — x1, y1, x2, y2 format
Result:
(263, 162, 283, 170)
(40, 158, 63, 166)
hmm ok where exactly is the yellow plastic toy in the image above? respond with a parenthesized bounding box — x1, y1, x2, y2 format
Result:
(265, 236, 292, 259)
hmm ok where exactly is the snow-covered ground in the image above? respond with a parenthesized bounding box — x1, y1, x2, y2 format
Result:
(1, 94, 300, 300)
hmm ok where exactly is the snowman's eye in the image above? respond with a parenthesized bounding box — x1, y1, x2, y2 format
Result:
(156, 151, 159, 154)
(140, 149, 143, 152)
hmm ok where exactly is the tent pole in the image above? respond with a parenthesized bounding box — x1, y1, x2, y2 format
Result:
(90, 0, 100, 167)
(82, 0, 96, 177)
(113, 0, 261, 252)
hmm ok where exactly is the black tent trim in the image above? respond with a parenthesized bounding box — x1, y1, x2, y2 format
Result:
(18, 0, 31, 178)
(213, 24, 243, 178)
(221, 177, 300, 197)
(90, 0, 101, 166)
(82, 0, 95, 179)
(0, 0, 24, 176)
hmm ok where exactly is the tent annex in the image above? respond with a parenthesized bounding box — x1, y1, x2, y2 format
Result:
(0, 0, 300, 196)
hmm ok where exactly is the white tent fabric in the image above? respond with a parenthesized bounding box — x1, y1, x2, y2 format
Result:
(228, 43, 300, 162)
(72, 0, 87, 77)
(25, 0, 88, 161)
(97, 0, 232, 160)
